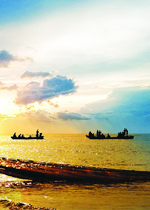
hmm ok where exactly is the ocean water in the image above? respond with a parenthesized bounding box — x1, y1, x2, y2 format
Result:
(0, 134, 150, 209)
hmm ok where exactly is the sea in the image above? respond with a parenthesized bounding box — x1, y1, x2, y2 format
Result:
(0, 133, 150, 210)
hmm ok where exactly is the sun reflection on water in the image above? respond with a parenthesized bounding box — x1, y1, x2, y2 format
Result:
(0, 134, 149, 171)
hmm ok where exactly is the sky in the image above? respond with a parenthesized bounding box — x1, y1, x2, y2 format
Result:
(0, 0, 150, 134)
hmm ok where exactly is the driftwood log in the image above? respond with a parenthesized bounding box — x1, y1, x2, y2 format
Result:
(0, 157, 150, 184)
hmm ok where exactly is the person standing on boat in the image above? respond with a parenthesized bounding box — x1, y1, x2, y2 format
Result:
(13, 132, 16, 138)
(36, 129, 39, 138)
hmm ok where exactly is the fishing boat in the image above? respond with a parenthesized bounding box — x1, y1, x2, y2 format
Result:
(86, 128, 134, 139)
(11, 129, 44, 140)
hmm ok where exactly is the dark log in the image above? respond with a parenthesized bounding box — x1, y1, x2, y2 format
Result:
(0, 157, 150, 184)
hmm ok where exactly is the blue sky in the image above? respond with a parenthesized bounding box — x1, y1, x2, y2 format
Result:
(0, 0, 84, 24)
(0, 0, 150, 133)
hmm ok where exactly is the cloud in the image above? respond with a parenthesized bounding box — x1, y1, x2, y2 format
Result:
(16, 75, 78, 104)
(0, 114, 10, 122)
(47, 101, 59, 108)
(6, 84, 18, 91)
(0, 50, 33, 68)
(21, 71, 52, 78)
(58, 112, 91, 121)
(0, 110, 80, 134)
(0, 50, 15, 67)
(18, 110, 55, 122)
(0, 84, 18, 91)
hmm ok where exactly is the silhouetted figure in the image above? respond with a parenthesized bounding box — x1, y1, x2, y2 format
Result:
(36, 129, 39, 138)
(117, 128, 129, 138)
(101, 133, 105, 138)
(107, 133, 110, 138)
(99, 131, 101, 136)
(95, 130, 105, 138)
(89, 131, 94, 138)
(13, 132, 16, 138)
(97, 130, 99, 137)
(124, 128, 128, 136)
(97, 130, 102, 137)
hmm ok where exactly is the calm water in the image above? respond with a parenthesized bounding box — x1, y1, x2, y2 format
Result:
(0, 134, 150, 209)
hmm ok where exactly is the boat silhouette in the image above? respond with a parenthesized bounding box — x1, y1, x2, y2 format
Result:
(86, 128, 134, 139)
(11, 129, 44, 140)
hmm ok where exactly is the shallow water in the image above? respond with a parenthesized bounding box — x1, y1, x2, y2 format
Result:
(0, 134, 150, 209)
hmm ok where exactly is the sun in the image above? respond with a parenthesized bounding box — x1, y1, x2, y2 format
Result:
(0, 98, 20, 116)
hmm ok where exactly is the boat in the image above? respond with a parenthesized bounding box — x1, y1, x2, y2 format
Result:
(86, 128, 134, 139)
(11, 129, 44, 140)
(0, 157, 150, 183)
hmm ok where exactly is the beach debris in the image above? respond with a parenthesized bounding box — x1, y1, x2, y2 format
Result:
(0, 199, 56, 209)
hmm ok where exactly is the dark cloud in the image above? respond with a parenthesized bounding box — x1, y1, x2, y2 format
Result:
(21, 71, 52, 78)
(16, 75, 78, 104)
(58, 112, 91, 120)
